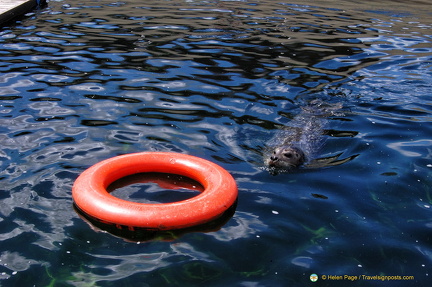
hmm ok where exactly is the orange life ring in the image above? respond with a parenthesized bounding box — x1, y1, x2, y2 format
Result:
(72, 152, 238, 230)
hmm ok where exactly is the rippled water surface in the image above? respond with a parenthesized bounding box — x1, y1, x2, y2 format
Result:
(0, 0, 431, 285)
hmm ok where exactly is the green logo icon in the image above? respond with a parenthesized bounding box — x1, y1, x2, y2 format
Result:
(310, 274, 318, 282)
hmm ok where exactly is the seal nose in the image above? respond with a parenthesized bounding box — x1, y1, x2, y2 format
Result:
(270, 156, 278, 161)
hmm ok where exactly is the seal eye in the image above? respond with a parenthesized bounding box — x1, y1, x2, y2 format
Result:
(283, 152, 292, 158)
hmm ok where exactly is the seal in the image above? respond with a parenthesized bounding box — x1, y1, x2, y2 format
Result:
(263, 99, 343, 173)
(267, 145, 305, 169)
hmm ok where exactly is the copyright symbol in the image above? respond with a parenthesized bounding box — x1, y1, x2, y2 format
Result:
(322, 275, 327, 280)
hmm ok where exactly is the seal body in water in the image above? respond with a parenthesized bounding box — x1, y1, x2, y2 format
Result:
(263, 100, 342, 172)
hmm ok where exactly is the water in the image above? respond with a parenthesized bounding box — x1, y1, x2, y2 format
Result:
(0, 0, 431, 285)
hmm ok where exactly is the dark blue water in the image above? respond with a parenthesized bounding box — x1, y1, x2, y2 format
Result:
(0, 0, 431, 286)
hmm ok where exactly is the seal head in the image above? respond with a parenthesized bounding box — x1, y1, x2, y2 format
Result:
(265, 145, 305, 169)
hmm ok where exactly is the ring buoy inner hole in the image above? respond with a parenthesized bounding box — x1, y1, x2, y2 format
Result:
(107, 172, 204, 204)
